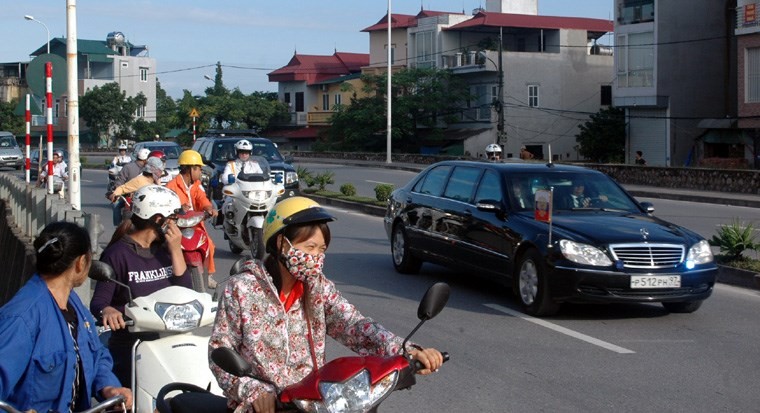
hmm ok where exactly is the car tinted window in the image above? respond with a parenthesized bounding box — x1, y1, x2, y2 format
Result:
(415, 165, 451, 196)
(519, 172, 638, 211)
(0, 136, 17, 148)
(443, 166, 481, 203)
(475, 170, 503, 204)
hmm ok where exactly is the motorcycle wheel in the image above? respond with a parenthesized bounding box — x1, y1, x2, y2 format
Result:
(249, 227, 265, 260)
(228, 239, 243, 254)
(190, 266, 206, 293)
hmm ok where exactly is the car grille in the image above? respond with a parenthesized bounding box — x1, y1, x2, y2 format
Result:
(1, 156, 19, 160)
(609, 243, 685, 268)
(579, 284, 712, 298)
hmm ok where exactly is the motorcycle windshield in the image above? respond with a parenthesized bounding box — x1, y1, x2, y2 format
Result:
(237, 172, 270, 182)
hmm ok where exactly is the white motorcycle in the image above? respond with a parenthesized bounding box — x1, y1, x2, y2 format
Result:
(221, 163, 284, 259)
(107, 163, 124, 193)
(89, 261, 221, 413)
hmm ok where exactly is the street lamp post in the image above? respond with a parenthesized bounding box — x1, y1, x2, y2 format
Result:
(24, 15, 50, 54)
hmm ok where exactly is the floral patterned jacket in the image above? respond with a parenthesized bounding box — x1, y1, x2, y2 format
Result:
(208, 259, 412, 413)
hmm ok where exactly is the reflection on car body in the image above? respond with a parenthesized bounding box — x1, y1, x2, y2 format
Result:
(384, 160, 717, 317)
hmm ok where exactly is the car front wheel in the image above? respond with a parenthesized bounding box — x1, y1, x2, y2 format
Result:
(515, 249, 559, 317)
(391, 223, 422, 274)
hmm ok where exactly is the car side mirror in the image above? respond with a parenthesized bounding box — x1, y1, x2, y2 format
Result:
(639, 201, 655, 214)
(476, 199, 506, 219)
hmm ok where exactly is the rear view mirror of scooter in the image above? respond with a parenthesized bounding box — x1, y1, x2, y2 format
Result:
(211, 347, 280, 392)
(88, 260, 136, 308)
(402, 282, 450, 359)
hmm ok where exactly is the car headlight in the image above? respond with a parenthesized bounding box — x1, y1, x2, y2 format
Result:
(286, 171, 299, 185)
(559, 240, 613, 266)
(242, 190, 272, 203)
(293, 369, 398, 413)
(685, 240, 714, 268)
(155, 300, 203, 331)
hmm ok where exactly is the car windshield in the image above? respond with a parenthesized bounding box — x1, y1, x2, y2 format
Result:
(508, 172, 640, 212)
(211, 140, 283, 163)
(0, 137, 17, 148)
(147, 145, 181, 159)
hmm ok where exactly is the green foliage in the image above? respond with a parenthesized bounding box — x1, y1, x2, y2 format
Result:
(374, 184, 394, 202)
(80, 82, 146, 147)
(0, 100, 24, 135)
(327, 68, 472, 152)
(314, 171, 335, 191)
(709, 219, 760, 260)
(575, 107, 626, 163)
(339, 183, 357, 197)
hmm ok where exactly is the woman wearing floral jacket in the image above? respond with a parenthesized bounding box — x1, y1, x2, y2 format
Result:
(209, 197, 443, 413)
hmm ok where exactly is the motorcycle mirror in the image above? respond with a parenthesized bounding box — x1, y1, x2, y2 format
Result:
(211, 347, 253, 377)
(417, 282, 450, 321)
(230, 257, 248, 276)
(88, 260, 115, 282)
(228, 174, 235, 184)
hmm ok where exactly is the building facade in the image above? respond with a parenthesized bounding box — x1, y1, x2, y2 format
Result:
(613, 0, 738, 167)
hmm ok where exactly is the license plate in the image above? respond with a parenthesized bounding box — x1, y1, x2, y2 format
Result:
(630, 275, 681, 289)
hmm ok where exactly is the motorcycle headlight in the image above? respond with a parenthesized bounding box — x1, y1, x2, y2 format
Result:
(241, 190, 272, 203)
(176, 214, 205, 228)
(155, 300, 203, 331)
(685, 240, 714, 268)
(559, 239, 613, 266)
(286, 171, 298, 185)
(293, 369, 398, 413)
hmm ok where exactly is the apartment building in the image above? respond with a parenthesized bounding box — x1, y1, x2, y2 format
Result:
(361, 0, 614, 159)
(0, 32, 156, 147)
(736, 0, 760, 168)
(613, 0, 737, 167)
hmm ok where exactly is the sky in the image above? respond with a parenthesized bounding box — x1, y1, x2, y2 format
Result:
(5, 1, 614, 99)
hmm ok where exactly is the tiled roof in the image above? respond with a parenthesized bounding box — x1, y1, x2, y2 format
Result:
(361, 10, 461, 32)
(445, 11, 613, 33)
(268, 52, 369, 85)
(30, 38, 123, 58)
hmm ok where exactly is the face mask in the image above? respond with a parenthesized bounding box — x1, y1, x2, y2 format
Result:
(282, 237, 325, 282)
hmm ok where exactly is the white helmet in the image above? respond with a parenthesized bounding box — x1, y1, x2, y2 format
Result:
(118, 143, 128, 150)
(234, 139, 253, 152)
(131, 185, 182, 220)
(136, 148, 151, 161)
(485, 143, 502, 154)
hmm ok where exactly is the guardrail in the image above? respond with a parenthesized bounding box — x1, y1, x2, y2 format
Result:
(0, 171, 102, 306)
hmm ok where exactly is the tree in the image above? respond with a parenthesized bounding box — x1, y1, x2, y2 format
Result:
(575, 107, 626, 163)
(0, 100, 24, 135)
(327, 68, 472, 152)
(80, 82, 146, 147)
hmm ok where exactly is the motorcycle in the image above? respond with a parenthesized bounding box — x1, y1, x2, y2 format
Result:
(88, 261, 222, 413)
(155, 279, 450, 413)
(176, 210, 213, 292)
(221, 163, 284, 259)
(0, 395, 127, 413)
(107, 162, 125, 193)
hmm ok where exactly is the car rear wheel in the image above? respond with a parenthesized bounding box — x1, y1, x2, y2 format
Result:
(391, 223, 422, 274)
(515, 249, 559, 317)
(662, 300, 703, 313)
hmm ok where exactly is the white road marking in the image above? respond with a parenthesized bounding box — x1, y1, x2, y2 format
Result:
(484, 303, 636, 354)
(81, 179, 93, 183)
(366, 180, 392, 185)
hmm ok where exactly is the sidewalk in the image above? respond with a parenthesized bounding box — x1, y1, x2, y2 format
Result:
(297, 157, 760, 208)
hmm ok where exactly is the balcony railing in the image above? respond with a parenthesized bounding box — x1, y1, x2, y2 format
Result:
(307, 111, 335, 126)
(440, 50, 499, 72)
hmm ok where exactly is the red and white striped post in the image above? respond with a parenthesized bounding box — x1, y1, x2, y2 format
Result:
(45, 62, 54, 194)
(25, 94, 31, 183)
(192, 115, 196, 142)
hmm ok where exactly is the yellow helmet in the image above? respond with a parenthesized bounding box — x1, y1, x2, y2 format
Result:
(263, 196, 335, 247)
(178, 150, 203, 166)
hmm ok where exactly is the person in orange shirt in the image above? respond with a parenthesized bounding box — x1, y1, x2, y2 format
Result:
(165, 150, 219, 289)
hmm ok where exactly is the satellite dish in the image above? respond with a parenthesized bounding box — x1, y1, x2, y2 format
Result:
(27, 53, 67, 97)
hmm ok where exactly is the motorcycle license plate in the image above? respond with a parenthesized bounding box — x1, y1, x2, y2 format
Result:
(630, 275, 681, 289)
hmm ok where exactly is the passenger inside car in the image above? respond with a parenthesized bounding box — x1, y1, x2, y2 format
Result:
(509, 179, 533, 210)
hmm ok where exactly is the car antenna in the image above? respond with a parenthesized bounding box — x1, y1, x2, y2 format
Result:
(546, 144, 554, 167)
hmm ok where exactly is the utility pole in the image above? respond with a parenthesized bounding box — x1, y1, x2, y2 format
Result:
(67, 0, 81, 210)
(496, 26, 505, 148)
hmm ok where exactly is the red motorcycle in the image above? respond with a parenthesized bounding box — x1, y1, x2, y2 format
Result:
(176, 210, 212, 292)
(155, 282, 450, 413)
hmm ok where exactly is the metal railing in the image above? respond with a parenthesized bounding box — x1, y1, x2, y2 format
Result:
(0, 171, 102, 303)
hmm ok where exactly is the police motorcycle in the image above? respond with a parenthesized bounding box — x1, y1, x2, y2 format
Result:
(221, 157, 284, 259)
(154, 273, 450, 413)
(108, 144, 131, 193)
(89, 257, 222, 413)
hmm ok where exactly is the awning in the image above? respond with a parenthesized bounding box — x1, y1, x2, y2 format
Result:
(697, 118, 737, 129)
(701, 129, 750, 144)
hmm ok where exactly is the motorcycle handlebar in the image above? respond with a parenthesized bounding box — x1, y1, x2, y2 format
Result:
(95, 318, 135, 335)
(413, 351, 449, 372)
